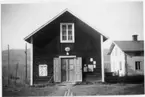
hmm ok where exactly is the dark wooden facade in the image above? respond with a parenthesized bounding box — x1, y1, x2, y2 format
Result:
(25, 10, 107, 84)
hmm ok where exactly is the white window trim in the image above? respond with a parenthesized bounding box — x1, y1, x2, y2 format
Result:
(60, 23, 75, 43)
(59, 55, 76, 58)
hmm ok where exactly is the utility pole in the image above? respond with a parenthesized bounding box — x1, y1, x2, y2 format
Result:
(8, 45, 10, 85)
(25, 43, 27, 83)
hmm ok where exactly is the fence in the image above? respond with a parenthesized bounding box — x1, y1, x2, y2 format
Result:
(2, 44, 30, 87)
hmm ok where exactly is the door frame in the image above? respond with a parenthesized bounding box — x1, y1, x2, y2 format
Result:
(59, 55, 76, 82)
(59, 55, 76, 58)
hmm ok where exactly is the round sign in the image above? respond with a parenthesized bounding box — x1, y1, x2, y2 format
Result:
(65, 47, 70, 52)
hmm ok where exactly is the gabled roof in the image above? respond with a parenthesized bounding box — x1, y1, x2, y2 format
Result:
(24, 9, 108, 43)
(115, 41, 144, 51)
(108, 40, 144, 55)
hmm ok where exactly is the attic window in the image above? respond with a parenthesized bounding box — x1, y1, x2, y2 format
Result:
(60, 23, 74, 43)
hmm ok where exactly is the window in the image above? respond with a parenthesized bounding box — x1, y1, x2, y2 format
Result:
(120, 61, 122, 70)
(60, 23, 74, 43)
(39, 64, 48, 76)
(135, 61, 141, 70)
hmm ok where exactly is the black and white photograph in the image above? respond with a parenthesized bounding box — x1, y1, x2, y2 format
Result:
(1, 0, 144, 96)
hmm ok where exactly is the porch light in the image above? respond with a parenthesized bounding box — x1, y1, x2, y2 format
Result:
(90, 58, 93, 62)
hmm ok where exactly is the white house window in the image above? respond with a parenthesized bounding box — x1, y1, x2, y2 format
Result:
(119, 61, 122, 70)
(60, 23, 74, 43)
(39, 64, 48, 76)
(135, 61, 141, 70)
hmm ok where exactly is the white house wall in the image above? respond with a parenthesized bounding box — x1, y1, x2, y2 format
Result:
(110, 45, 126, 76)
(104, 61, 111, 72)
(127, 56, 144, 75)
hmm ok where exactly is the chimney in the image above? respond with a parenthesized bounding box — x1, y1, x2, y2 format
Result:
(132, 35, 138, 41)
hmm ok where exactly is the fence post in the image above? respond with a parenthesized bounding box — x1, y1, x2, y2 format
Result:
(15, 63, 19, 85)
(25, 43, 27, 84)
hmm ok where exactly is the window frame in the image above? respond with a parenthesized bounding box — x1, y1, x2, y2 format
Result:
(60, 23, 75, 43)
(119, 61, 122, 70)
(135, 61, 141, 70)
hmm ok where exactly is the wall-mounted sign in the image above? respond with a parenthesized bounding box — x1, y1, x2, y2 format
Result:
(65, 47, 70, 55)
(39, 64, 47, 76)
(88, 64, 94, 72)
(93, 61, 96, 65)
(65, 47, 70, 52)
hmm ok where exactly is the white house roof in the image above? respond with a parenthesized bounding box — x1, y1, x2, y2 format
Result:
(108, 40, 144, 55)
(115, 41, 144, 51)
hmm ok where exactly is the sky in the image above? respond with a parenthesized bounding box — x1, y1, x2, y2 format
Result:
(1, 0, 144, 50)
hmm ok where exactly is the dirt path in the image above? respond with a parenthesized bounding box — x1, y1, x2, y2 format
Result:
(3, 83, 144, 96)
(48, 83, 74, 96)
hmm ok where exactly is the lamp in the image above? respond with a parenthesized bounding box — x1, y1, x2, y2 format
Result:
(90, 58, 93, 62)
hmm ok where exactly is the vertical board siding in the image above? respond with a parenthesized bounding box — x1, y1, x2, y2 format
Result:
(53, 58, 61, 82)
(75, 57, 82, 82)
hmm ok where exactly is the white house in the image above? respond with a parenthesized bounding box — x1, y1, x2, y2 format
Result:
(104, 49, 111, 72)
(108, 35, 144, 76)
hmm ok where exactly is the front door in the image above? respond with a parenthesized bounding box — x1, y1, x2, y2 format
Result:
(53, 57, 82, 83)
(61, 59, 67, 82)
(68, 59, 74, 82)
(61, 58, 74, 82)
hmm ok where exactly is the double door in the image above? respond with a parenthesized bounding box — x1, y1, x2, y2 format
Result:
(61, 58, 74, 82)
(53, 57, 82, 83)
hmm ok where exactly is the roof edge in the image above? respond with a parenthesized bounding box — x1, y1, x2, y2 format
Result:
(24, 8, 109, 42)
(24, 9, 69, 42)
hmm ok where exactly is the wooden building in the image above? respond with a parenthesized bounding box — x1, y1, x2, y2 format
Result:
(24, 9, 108, 85)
